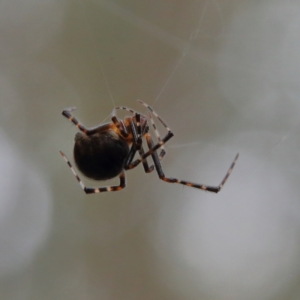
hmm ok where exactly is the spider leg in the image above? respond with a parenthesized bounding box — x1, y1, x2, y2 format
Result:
(125, 116, 154, 173)
(136, 146, 155, 173)
(132, 114, 155, 172)
(110, 108, 155, 172)
(114, 106, 144, 148)
(115, 103, 166, 159)
(62, 107, 91, 134)
(123, 144, 154, 173)
(123, 101, 174, 169)
(144, 133, 239, 193)
(59, 151, 126, 194)
(138, 100, 171, 160)
(130, 114, 142, 150)
(148, 112, 166, 160)
(62, 107, 113, 135)
(137, 100, 171, 134)
(112, 116, 129, 138)
(115, 106, 139, 115)
(126, 129, 173, 169)
(116, 102, 168, 135)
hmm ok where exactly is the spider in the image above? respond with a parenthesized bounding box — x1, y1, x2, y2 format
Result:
(59, 100, 238, 194)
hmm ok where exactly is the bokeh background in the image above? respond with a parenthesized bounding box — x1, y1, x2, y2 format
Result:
(1, 0, 300, 299)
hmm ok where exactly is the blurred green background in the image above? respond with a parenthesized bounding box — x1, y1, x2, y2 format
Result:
(1, 0, 300, 299)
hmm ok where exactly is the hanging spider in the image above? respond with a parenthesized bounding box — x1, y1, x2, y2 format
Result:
(59, 100, 238, 194)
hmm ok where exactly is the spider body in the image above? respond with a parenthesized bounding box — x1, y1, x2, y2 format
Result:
(60, 101, 238, 194)
(74, 129, 129, 180)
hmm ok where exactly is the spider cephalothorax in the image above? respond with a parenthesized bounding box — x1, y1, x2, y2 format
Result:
(60, 101, 238, 194)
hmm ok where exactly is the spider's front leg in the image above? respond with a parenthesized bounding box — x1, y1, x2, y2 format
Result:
(62, 107, 91, 134)
(62, 107, 113, 136)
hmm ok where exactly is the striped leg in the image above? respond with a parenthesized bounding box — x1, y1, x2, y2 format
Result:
(126, 101, 174, 169)
(114, 106, 143, 144)
(130, 114, 154, 172)
(131, 113, 142, 150)
(62, 107, 112, 136)
(138, 100, 171, 159)
(137, 100, 171, 135)
(114, 106, 139, 115)
(148, 113, 166, 160)
(122, 118, 154, 173)
(115, 103, 166, 159)
(59, 151, 126, 194)
(136, 146, 154, 173)
(62, 107, 89, 134)
(112, 116, 129, 138)
(144, 134, 239, 193)
(126, 129, 173, 170)
(115, 106, 155, 172)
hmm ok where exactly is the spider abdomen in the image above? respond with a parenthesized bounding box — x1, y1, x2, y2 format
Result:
(73, 131, 129, 181)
